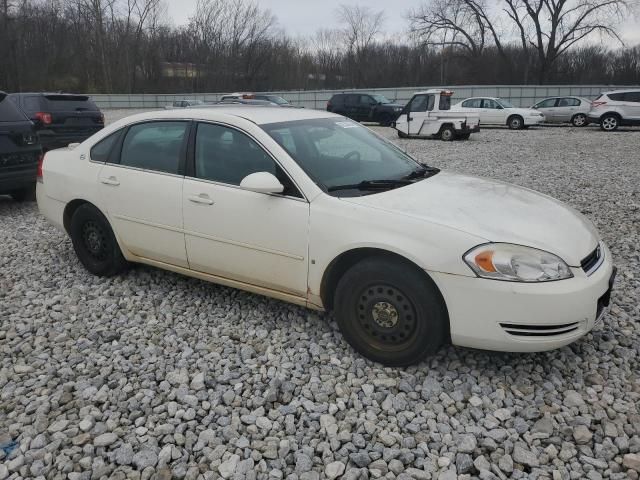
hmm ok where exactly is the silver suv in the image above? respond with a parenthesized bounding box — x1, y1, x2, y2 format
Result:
(588, 89, 640, 131)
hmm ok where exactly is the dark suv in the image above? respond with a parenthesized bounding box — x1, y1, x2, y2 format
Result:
(0, 92, 42, 201)
(326, 93, 405, 126)
(9, 93, 104, 150)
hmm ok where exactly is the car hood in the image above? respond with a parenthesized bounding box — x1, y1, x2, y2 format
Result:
(342, 171, 599, 266)
(382, 103, 405, 109)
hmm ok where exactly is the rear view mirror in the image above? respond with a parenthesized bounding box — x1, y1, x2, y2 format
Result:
(240, 172, 284, 194)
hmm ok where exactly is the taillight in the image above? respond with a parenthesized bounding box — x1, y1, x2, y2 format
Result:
(327, 101, 332, 109)
(37, 154, 44, 183)
(591, 101, 607, 108)
(35, 112, 53, 125)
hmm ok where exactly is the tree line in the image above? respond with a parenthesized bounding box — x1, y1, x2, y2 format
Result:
(0, 0, 638, 94)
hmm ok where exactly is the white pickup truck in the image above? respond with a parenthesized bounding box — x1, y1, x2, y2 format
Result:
(394, 90, 480, 141)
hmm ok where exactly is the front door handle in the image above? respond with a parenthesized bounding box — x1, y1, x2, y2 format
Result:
(100, 176, 120, 186)
(188, 194, 214, 205)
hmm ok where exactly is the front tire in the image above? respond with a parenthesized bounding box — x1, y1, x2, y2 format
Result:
(439, 126, 456, 141)
(571, 113, 588, 127)
(334, 257, 448, 366)
(600, 114, 619, 131)
(69, 204, 128, 276)
(507, 115, 524, 130)
(397, 130, 408, 139)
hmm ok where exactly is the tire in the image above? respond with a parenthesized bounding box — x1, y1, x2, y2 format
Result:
(10, 185, 36, 202)
(571, 113, 588, 127)
(507, 115, 524, 130)
(69, 203, 128, 276)
(457, 133, 471, 140)
(397, 130, 408, 139)
(334, 256, 449, 366)
(439, 126, 456, 141)
(378, 113, 393, 127)
(600, 114, 619, 132)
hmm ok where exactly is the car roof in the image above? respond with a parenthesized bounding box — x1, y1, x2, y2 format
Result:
(113, 106, 337, 126)
(603, 89, 640, 94)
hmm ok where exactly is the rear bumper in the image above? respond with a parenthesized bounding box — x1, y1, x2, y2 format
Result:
(0, 167, 37, 194)
(430, 243, 615, 352)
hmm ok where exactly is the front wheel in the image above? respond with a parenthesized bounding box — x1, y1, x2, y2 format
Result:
(457, 133, 471, 140)
(69, 204, 128, 276)
(440, 126, 456, 141)
(600, 114, 619, 131)
(571, 113, 588, 127)
(334, 257, 448, 366)
(507, 115, 524, 130)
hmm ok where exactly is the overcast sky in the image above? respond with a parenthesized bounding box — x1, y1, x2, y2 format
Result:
(166, 0, 640, 44)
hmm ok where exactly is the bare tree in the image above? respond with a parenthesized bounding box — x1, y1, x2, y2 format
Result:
(336, 4, 385, 86)
(409, 0, 630, 83)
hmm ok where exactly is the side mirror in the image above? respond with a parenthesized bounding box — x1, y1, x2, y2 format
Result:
(240, 172, 284, 194)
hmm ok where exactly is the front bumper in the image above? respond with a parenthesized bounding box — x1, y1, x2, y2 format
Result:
(524, 116, 545, 126)
(430, 243, 615, 352)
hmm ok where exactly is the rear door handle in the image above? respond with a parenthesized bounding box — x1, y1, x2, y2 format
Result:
(188, 194, 214, 205)
(100, 176, 120, 186)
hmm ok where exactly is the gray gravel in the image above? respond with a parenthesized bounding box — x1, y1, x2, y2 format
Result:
(1, 111, 639, 479)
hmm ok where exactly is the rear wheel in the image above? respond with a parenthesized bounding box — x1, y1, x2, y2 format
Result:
(397, 130, 408, 139)
(69, 204, 128, 276)
(600, 114, 619, 131)
(507, 115, 524, 130)
(457, 133, 471, 140)
(334, 257, 448, 366)
(10, 185, 36, 202)
(440, 126, 456, 141)
(571, 113, 588, 127)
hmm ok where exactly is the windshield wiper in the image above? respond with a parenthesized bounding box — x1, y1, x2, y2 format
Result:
(328, 179, 413, 192)
(403, 165, 440, 180)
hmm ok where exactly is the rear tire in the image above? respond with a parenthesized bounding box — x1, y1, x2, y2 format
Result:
(600, 114, 619, 131)
(507, 115, 524, 130)
(334, 257, 448, 366)
(397, 130, 408, 139)
(457, 133, 471, 140)
(439, 126, 456, 141)
(571, 113, 588, 127)
(10, 185, 36, 202)
(69, 204, 128, 277)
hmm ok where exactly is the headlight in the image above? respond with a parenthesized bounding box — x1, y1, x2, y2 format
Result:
(463, 243, 573, 282)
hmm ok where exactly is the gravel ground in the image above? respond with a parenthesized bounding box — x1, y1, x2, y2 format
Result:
(1, 110, 639, 480)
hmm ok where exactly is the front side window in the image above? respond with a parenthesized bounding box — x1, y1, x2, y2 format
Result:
(119, 121, 188, 174)
(462, 99, 482, 108)
(195, 123, 301, 198)
(483, 99, 501, 109)
(91, 130, 123, 162)
(262, 118, 425, 196)
(408, 95, 430, 112)
(496, 98, 514, 108)
(535, 98, 557, 108)
(558, 98, 579, 107)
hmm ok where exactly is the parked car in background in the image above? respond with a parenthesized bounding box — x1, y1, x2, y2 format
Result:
(532, 96, 592, 127)
(37, 107, 615, 366)
(451, 97, 544, 129)
(327, 93, 405, 126)
(221, 92, 292, 106)
(165, 99, 205, 109)
(9, 92, 104, 150)
(0, 91, 42, 201)
(588, 89, 640, 131)
(394, 90, 480, 140)
(201, 99, 277, 107)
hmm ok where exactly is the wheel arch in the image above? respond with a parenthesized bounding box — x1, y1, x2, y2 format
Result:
(599, 111, 621, 121)
(320, 247, 449, 320)
(63, 199, 97, 234)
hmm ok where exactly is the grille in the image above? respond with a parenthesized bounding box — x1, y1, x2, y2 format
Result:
(500, 322, 580, 337)
(581, 244, 603, 275)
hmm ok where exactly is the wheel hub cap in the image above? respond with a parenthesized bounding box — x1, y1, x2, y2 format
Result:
(372, 301, 399, 328)
(82, 221, 107, 260)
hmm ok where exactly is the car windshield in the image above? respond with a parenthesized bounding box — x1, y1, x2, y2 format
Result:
(371, 94, 391, 104)
(262, 117, 431, 196)
(497, 98, 515, 108)
(266, 96, 289, 105)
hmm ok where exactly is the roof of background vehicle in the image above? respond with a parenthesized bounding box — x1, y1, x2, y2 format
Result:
(112, 106, 337, 127)
(8, 92, 92, 97)
(602, 89, 640, 94)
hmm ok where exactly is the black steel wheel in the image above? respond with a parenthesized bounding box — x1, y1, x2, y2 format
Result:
(334, 256, 449, 366)
(69, 203, 128, 276)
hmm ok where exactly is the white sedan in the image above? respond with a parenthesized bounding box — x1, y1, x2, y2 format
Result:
(452, 97, 545, 129)
(37, 107, 615, 366)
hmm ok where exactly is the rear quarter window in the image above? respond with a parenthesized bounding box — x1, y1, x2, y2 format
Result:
(0, 95, 29, 122)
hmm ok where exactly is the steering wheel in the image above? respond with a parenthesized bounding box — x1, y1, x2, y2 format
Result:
(343, 150, 361, 162)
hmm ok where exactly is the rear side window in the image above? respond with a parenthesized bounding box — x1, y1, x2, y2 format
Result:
(331, 95, 344, 105)
(536, 98, 557, 108)
(0, 94, 28, 122)
(624, 92, 640, 103)
(608, 93, 625, 101)
(44, 95, 99, 112)
(91, 130, 123, 162)
(344, 95, 358, 106)
(558, 98, 580, 107)
(119, 121, 188, 174)
(439, 95, 451, 110)
(24, 97, 43, 112)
